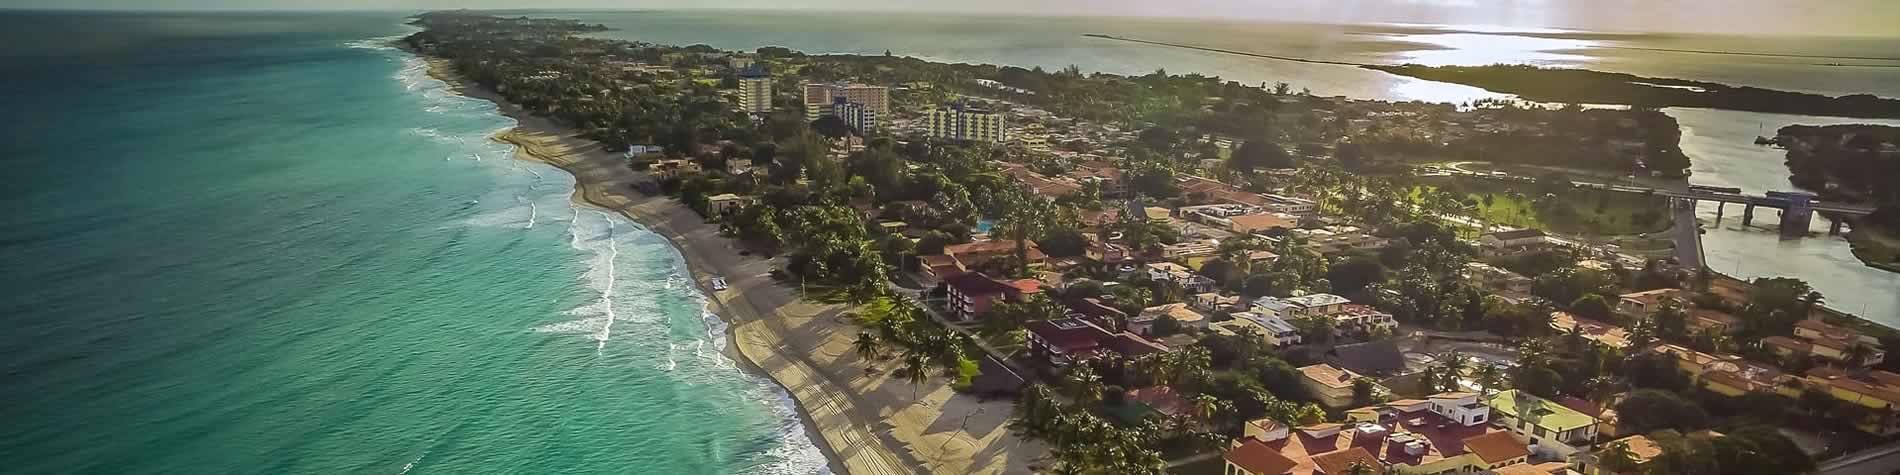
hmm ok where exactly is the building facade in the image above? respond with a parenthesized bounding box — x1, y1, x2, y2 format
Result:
(735, 66, 772, 113)
(926, 103, 1006, 143)
(803, 82, 889, 123)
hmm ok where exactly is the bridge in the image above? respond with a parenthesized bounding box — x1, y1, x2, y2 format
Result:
(1587, 184, 1875, 236)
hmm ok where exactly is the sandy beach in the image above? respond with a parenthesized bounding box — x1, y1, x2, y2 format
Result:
(413, 51, 1044, 474)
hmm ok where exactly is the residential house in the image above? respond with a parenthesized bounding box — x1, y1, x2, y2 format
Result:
(1687, 308, 1743, 335)
(705, 193, 755, 216)
(1788, 319, 1887, 366)
(1229, 213, 1300, 234)
(1130, 303, 1208, 336)
(942, 239, 1045, 270)
(1797, 367, 1900, 435)
(1160, 238, 1221, 268)
(1227, 392, 1526, 474)
(1480, 229, 1550, 254)
(1652, 344, 1791, 397)
(1300, 364, 1388, 409)
(918, 254, 966, 284)
(1146, 262, 1217, 293)
(1023, 317, 1114, 366)
(944, 272, 1039, 321)
(1213, 311, 1304, 347)
(1465, 262, 1533, 294)
(647, 159, 702, 180)
(1488, 389, 1600, 460)
(1262, 194, 1318, 217)
(1191, 292, 1242, 313)
(1549, 312, 1633, 349)
(1616, 289, 1684, 316)
(1329, 304, 1397, 336)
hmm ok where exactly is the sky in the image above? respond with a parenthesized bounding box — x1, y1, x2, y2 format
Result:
(6, 0, 1898, 37)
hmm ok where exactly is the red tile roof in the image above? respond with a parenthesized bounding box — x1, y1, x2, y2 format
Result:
(1462, 431, 1529, 465)
(1311, 447, 1383, 474)
(1225, 438, 1299, 475)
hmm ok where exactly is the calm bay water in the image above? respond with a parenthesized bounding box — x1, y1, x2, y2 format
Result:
(4, 9, 1898, 474)
(0, 11, 823, 474)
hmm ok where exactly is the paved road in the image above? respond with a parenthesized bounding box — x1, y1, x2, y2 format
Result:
(1818, 440, 1900, 475)
(1670, 197, 1705, 270)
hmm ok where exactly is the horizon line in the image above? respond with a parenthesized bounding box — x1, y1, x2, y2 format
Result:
(1, 6, 1894, 40)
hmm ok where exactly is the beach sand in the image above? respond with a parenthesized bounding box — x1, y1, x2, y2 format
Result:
(415, 52, 1045, 475)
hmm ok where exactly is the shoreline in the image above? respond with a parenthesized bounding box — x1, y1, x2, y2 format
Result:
(405, 44, 1042, 474)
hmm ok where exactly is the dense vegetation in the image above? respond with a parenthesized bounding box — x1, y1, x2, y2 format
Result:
(1775, 124, 1900, 207)
(1371, 63, 1900, 119)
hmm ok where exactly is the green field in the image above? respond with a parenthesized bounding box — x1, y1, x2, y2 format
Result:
(1407, 176, 1671, 236)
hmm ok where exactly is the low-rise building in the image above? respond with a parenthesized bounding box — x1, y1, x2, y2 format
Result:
(1212, 311, 1304, 347)
(1549, 312, 1632, 349)
(1226, 391, 1526, 474)
(944, 272, 1039, 321)
(1146, 261, 1216, 293)
(1023, 317, 1169, 367)
(1488, 389, 1600, 460)
(705, 193, 756, 216)
(1300, 364, 1387, 409)
(1798, 367, 1900, 435)
(1616, 289, 1685, 316)
(1130, 303, 1208, 336)
(1790, 319, 1887, 366)
(943, 239, 1045, 269)
(1480, 229, 1550, 254)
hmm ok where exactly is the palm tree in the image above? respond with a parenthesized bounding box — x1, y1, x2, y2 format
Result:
(1435, 349, 1469, 391)
(1068, 364, 1103, 406)
(1471, 364, 1504, 396)
(1800, 291, 1825, 318)
(1845, 343, 1875, 366)
(1193, 394, 1221, 429)
(852, 332, 881, 364)
(902, 353, 931, 400)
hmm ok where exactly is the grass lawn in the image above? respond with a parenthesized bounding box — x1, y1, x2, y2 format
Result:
(1408, 176, 1670, 236)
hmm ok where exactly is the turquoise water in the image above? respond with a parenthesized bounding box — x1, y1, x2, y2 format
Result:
(0, 12, 823, 474)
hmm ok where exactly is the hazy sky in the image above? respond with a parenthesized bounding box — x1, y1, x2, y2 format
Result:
(8, 0, 1899, 37)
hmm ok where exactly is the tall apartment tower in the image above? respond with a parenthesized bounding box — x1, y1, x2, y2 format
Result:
(926, 103, 1005, 143)
(831, 97, 878, 133)
(735, 65, 772, 113)
(802, 82, 889, 128)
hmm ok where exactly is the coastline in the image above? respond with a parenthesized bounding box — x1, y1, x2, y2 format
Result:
(407, 46, 1043, 474)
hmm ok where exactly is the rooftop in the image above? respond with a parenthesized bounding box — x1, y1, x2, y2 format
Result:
(1299, 364, 1365, 390)
(1225, 438, 1300, 475)
(1462, 430, 1530, 465)
(1489, 390, 1597, 432)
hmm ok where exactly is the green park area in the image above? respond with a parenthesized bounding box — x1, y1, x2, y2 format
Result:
(1407, 176, 1671, 236)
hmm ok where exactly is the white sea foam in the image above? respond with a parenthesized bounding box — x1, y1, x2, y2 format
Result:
(525, 202, 537, 230)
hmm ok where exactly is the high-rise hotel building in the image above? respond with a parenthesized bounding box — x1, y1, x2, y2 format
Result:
(802, 82, 889, 128)
(735, 65, 772, 114)
(926, 103, 1005, 143)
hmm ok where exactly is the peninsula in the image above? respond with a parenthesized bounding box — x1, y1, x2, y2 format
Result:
(405, 11, 1894, 474)
(1368, 64, 1900, 119)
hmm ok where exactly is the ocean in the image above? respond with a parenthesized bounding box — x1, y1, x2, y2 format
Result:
(0, 11, 824, 474)
(4, 9, 1899, 475)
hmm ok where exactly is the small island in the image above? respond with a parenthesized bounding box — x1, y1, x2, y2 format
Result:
(1772, 124, 1900, 271)
(1368, 64, 1900, 119)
